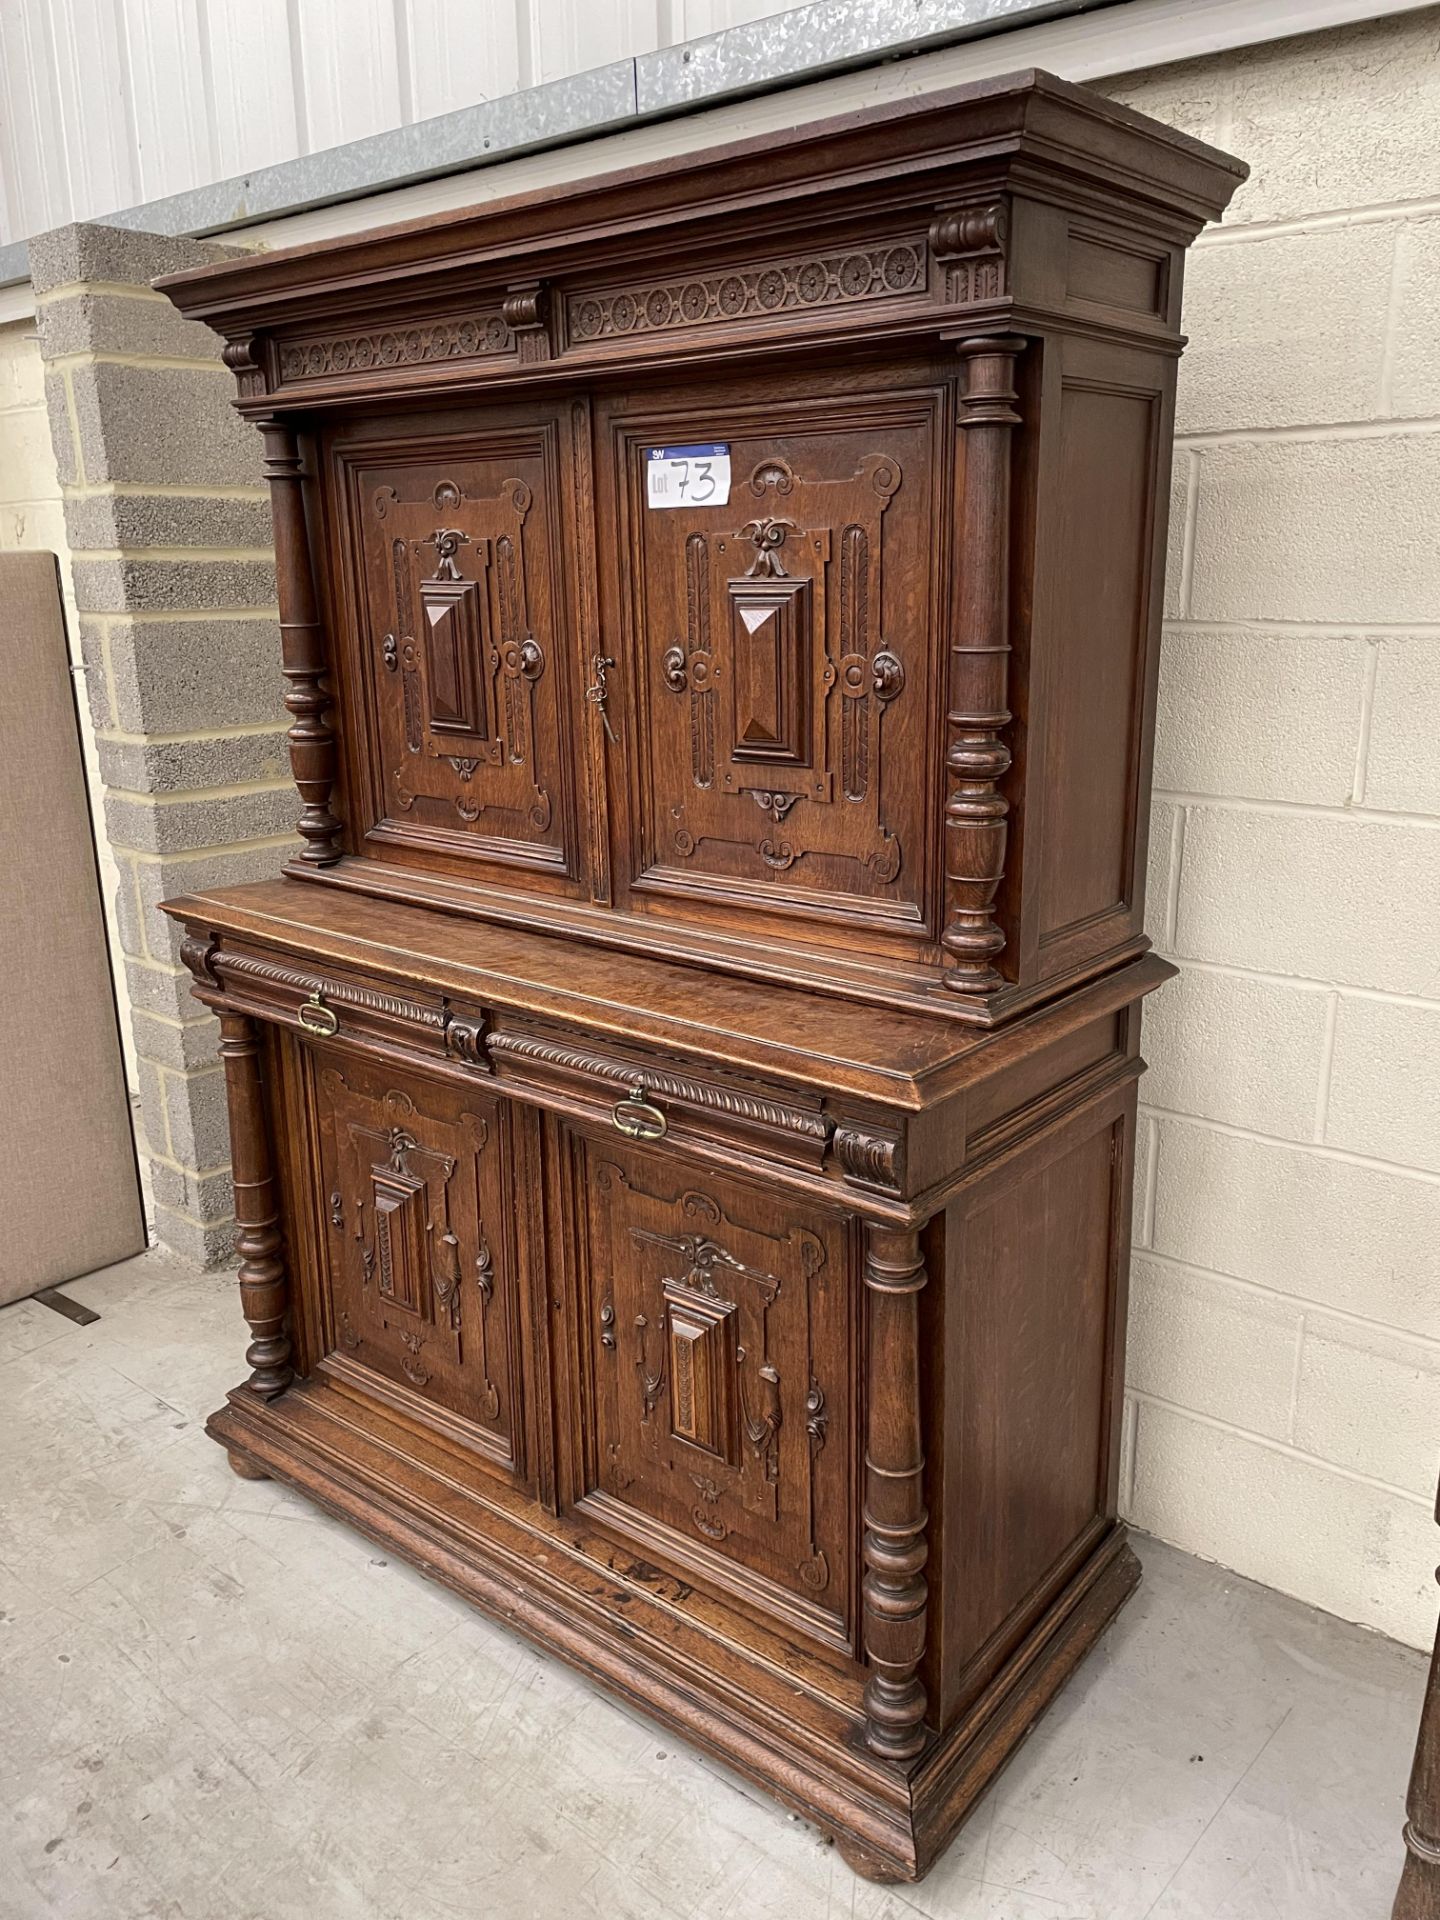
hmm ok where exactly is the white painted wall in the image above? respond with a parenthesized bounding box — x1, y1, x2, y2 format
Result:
(1094, 9, 1440, 1652)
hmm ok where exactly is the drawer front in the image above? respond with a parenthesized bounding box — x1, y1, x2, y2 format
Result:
(563, 1129, 857, 1651)
(303, 1039, 528, 1474)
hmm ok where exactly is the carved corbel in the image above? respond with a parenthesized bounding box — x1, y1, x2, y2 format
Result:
(831, 1124, 903, 1193)
(443, 1007, 491, 1070)
(179, 930, 222, 991)
(503, 279, 552, 363)
(928, 201, 1009, 306)
(221, 333, 268, 399)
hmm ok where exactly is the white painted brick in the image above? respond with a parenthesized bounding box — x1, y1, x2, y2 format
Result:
(1142, 964, 1330, 1141)
(1223, 9, 1440, 228)
(1132, 1114, 1155, 1249)
(1390, 217, 1440, 421)
(1144, 797, 1179, 946)
(0, 403, 62, 512)
(1177, 225, 1392, 434)
(1127, 1256, 1301, 1440)
(1325, 996, 1440, 1176)
(1154, 627, 1368, 806)
(1150, 1118, 1440, 1339)
(0, 498, 67, 558)
(1129, 1398, 1438, 1650)
(0, 321, 44, 411)
(1364, 637, 1440, 816)
(1163, 453, 1189, 621)
(1173, 807, 1440, 998)
(1188, 436, 1440, 626)
(1093, 64, 1227, 154)
(1295, 1318, 1440, 1499)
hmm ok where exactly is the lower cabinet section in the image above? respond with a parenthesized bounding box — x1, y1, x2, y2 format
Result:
(184, 945, 1163, 1884)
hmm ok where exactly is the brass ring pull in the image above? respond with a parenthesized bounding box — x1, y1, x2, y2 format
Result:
(298, 989, 339, 1038)
(612, 1083, 666, 1141)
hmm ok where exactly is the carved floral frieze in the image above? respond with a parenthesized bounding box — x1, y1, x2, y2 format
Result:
(276, 312, 513, 383)
(567, 242, 927, 343)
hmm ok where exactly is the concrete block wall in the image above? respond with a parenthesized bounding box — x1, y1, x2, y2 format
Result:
(32, 225, 290, 1270)
(1097, 6, 1440, 1650)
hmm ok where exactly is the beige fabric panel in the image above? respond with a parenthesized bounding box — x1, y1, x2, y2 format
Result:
(0, 552, 145, 1302)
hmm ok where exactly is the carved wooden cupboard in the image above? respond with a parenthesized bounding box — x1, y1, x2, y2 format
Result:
(159, 72, 1244, 1882)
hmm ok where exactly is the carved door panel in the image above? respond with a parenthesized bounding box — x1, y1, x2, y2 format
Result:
(334, 412, 585, 889)
(309, 1046, 524, 1472)
(570, 1135, 855, 1649)
(599, 379, 947, 953)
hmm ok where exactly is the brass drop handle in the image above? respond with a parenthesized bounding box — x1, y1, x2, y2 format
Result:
(612, 1083, 666, 1141)
(298, 989, 339, 1037)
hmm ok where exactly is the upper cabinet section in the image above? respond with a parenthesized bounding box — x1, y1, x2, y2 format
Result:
(160, 70, 1244, 1026)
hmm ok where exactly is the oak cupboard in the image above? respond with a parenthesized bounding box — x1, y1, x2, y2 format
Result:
(159, 71, 1244, 1881)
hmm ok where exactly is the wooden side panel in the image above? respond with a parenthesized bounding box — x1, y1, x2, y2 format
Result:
(928, 1079, 1136, 1727)
(1022, 334, 1174, 987)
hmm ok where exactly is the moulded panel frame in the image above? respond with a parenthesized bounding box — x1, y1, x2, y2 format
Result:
(549, 1113, 866, 1674)
(593, 354, 956, 966)
(314, 399, 599, 899)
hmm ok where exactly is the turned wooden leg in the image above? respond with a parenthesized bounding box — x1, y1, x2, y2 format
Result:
(861, 1223, 929, 1763)
(217, 1010, 294, 1398)
(1396, 1584, 1440, 1919)
(226, 1451, 272, 1481)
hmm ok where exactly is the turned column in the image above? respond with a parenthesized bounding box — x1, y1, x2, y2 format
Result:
(942, 335, 1025, 997)
(1395, 1546, 1440, 1919)
(217, 1011, 294, 1397)
(861, 1223, 929, 1762)
(259, 418, 342, 865)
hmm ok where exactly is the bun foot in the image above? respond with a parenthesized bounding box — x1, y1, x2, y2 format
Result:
(226, 1450, 272, 1481)
(834, 1835, 910, 1884)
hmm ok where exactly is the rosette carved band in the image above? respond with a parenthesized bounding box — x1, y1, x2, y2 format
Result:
(942, 336, 1025, 997)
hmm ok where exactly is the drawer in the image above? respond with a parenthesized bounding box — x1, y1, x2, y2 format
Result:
(184, 931, 487, 1069)
(487, 1016, 835, 1179)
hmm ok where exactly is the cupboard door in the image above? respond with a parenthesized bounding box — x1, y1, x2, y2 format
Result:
(599, 374, 948, 955)
(329, 408, 588, 892)
(565, 1133, 856, 1651)
(307, 1042, 527, 1475)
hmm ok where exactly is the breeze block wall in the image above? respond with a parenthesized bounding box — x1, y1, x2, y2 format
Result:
(32, 224, 289, 1270)
(1096, 7, 1440, 1650)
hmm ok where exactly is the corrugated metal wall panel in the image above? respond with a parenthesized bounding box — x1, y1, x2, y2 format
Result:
(0, 0, 800, 245)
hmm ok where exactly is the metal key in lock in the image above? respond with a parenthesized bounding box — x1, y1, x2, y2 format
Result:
(586, 653, 618, 742)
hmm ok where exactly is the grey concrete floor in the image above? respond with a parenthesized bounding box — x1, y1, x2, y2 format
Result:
(0, 1247, 1428, 1920)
